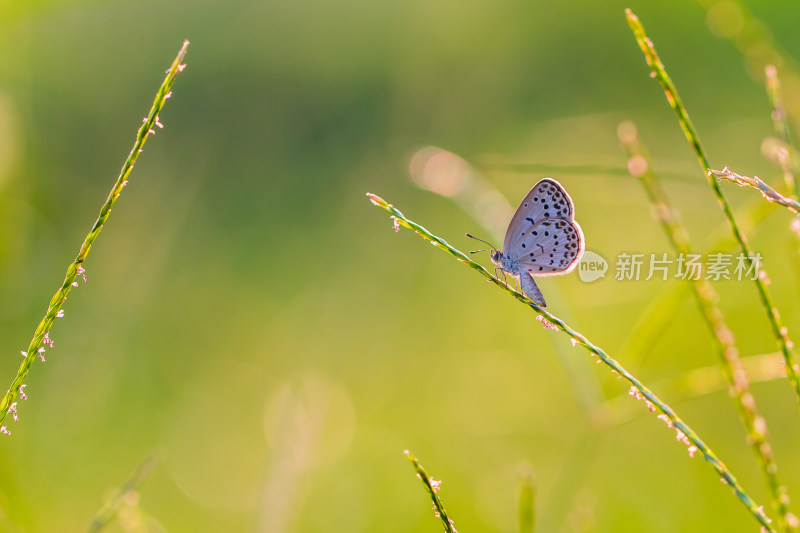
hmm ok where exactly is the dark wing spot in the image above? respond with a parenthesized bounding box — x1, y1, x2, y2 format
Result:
(521, 243, 526, 249)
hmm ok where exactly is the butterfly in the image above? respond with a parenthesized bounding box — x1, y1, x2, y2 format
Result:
(468, 178, 584, 307)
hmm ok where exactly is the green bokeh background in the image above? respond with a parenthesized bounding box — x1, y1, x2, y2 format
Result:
(2, 1, 800, 531)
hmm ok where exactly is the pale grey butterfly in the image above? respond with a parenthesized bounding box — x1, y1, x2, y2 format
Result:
(468, 178, 584, 307)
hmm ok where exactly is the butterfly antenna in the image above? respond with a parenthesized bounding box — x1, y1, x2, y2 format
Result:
(465, 233, 499, 254)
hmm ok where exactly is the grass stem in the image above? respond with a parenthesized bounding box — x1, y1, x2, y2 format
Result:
(620, 122, 793, 531)
(405, 451, 457, 533)
(0, 40, 189, 430)
(369, 192, 775, 532)
(626, 9, 800, 412)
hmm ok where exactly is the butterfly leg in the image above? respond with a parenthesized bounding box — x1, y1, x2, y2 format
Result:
(519, 271, 547, 307)
(495, 267, 520, 292)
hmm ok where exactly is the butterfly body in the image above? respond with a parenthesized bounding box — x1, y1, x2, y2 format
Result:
(481, 178, 584, 307)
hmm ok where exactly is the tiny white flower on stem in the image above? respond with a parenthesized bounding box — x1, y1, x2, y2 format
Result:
(429, 477, 442, 493)
(77, 266, 87, 282)
(0, 426, 9, 435)
(536, 315, 557, 331)
(178, 63, 187, 72)
(20, 351, 27, 358)
(19, 385, 27, 400)
(56, 310, 65, 318)
(9, 402, 17, 422)
(155, 116, 164, 129)
(44, 332, 54, 348)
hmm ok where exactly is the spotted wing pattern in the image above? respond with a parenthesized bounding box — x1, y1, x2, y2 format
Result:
(502, 178, 584, 276)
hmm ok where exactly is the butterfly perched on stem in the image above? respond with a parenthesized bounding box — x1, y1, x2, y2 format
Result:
(468, 178, 584, 307)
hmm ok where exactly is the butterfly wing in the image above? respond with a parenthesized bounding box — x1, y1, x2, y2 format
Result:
(516, 218, 584, 276)
(503, 178, 584, 276)
(503, 178, 576, 253)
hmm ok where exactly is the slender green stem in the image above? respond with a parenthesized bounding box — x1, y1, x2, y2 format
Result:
(0, 40, 190, 429)
(86, 454, 159, 533)
(518, 465, 535, 533)
(626, 9, 800, 410)
(620, 122, 792, 531)
(369, 193, 775, 532)
(710, 167, 800, 216)
(594, 352, 786, 429)
(405, 451, 457, 533)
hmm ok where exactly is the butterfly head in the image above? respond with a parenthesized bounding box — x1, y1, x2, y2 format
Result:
(490, 251, 502, 265)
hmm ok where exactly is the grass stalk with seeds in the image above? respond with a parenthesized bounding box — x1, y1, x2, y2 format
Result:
(710, 167, 800, 216)
(0, 40, 190, 431)
(620, 122, 793, 531)
(626, 9, 800, 409)
(368, 192, 775, 532)
(405, 451, 457, 533)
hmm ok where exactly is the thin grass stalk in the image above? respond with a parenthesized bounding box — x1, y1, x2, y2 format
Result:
(405, 451, 457, 533)
(620, 122, 793, 531)
(518, 465, 535, 533)
(369, 193, 775, 531)
(710, 167, 800, 216)
(86, 454, 159, 533)
(0, 40, 190, 430)
(626, 9, 800, 409)
(595, 352, 786, 429)
(765, 65, 800, 198)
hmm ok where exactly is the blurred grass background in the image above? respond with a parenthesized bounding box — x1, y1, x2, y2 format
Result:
(1, 0, 800, 531)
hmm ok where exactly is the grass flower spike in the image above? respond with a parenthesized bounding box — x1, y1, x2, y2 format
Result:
(0, 40, 190, 430)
